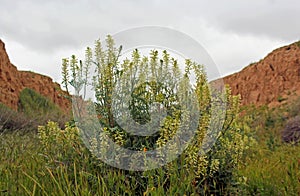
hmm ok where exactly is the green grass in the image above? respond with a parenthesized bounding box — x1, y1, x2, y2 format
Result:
(2, 125, 299, 195)
(0, 129, 298, 195)
(0, 131, 131, 195)
(236, 99, 300, 195)
(0, 115, 249, 196)
(239, 144, 300, 195)
(1, 94, 300, 195)
(0, 130, 210, 195)
(0, 131, 43, 194)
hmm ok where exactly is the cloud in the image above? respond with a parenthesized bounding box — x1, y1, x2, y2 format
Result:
(2, 0, 299, 52)
(0, 0, 299, 81)
(205, 0, 300, 41)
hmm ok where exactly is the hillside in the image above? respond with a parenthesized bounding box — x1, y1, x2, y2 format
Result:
(2, 39, 300, 111)
(214, 41, 300, 107)
(0, 39, 70, 112)
(0, 38, 299, 195)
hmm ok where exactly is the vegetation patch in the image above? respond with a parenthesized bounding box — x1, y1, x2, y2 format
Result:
(0, 103, 31, 132)
(282, 116, 300, 144)
(277, 95, 287, 102)
(296, 40, 300, 49)
(1, 36, 300, 195)
(18, 88, 68, 127)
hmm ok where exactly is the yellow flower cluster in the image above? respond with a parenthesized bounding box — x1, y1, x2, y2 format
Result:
(38, 121, 83, 166)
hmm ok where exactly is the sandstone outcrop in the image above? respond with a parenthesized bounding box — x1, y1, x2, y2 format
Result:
(213, 42, 300, 107)
(0, 39, 71, 112)
(2, 39, 300, 111)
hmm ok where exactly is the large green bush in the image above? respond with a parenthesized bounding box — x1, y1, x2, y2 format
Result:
(44, 35, 254, 194)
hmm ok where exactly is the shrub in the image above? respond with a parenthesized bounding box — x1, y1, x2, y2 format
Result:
(277, 95, 287, 103)
(0, 87, 70, 133)
(38, 121, 89, 167)
(282, 116, 300, 144)
(0, 103, 32, 132)
(54, 36, 253, 194)
(19, 88, 60, 116)
(18, 88, 69, 127)
(296, 40, 300, 49)
(288, 96, 300, 117)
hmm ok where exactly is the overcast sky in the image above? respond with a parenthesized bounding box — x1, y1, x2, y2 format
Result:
(1, 0, 300, 83)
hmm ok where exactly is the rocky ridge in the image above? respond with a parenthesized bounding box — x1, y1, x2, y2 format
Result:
(213, 42, 300, 107)
(1, 39, 300, 111)
(0, 39, 70, 112)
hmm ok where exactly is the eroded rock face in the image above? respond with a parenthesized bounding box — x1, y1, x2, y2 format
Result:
(213, 42, 300, 107)
(0, 39, 71, 112)
(2, 38, 300, 111)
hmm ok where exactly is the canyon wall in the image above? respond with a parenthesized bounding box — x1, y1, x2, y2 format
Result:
(0, 39, 71, 112)
(213, 42, 300, 107)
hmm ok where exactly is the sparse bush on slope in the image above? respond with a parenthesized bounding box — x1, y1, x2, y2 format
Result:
(0, 103, 30, 132)
(18, 88, 70, 128)
(282, 116, 300, 144)
(0, 87, 70, 133)
(296, 40, 300, 49)
(288, 96, 300, 118)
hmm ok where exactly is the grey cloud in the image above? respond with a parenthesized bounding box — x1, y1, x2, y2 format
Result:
(0, 0, 299, 81)
(0, 0, 211, 53)
(0, 0, 115, 52)
(1, 0, 298, 51)
(219, 10, 300, 41)
(206, 0, 300, 41)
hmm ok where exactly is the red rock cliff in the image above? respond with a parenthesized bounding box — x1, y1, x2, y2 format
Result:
(0, 39, 71, 112)
(213, 42, 300, 107)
